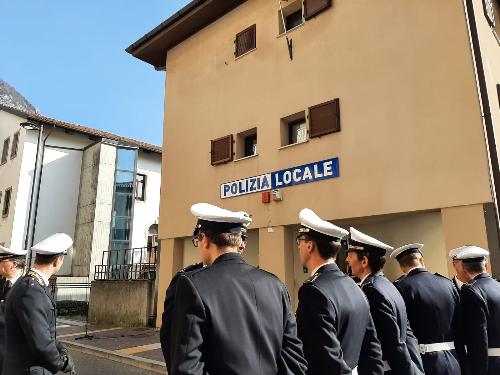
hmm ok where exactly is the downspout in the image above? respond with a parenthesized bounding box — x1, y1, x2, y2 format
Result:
(463, 0, 500, 274)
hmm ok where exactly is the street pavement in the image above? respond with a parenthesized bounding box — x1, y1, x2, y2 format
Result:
(57, 319, 165, 374)
(57, 349, 159, 375)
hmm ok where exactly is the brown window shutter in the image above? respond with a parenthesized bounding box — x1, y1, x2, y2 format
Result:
(211, 134, 234, 165)
(303, 0, 332, 20)
(234, 25, 256, 58)
(497, 84, 500, 109)
(309, 98, 340, 138)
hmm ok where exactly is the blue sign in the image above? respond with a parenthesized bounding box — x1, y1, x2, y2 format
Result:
(220, 157, 339, 198)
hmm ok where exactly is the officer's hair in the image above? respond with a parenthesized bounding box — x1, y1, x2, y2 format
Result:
(35, 254, 62, 266)
(398, 253, 421, 268)
(462, 261, 486, 274)
(354, 251, 386, 273)
(12, 257, 26, 269)
(202, 230, 242, 249)
(307, 236, 341, 260)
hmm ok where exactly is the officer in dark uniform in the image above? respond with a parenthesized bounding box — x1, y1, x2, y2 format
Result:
(2, 233, 76, 375)
(167, 203, 307, 375)
(0, 245, 27, 372)
(455, 246, 500, 375)
(448, 247, 467, 291)
(391, 243, 464, 374)
(295, 209, 383, 375)
(346, 228, 424, 375)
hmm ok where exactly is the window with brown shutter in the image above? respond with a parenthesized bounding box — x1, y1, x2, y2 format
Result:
(304, 0, 332, 20)
(1, 137, 10, 165)
(234, 25, 256, 58)
(211, 135, 234, 165)
(497, 84, 500, 109)
(308, 99, 340, 138)
(2, 188, 12, 218)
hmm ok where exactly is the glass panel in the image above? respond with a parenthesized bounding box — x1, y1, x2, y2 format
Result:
(115, 172, 134, 193)
(113, 194, 133, 217)
(111, 217, 132, 241)
(116, 148, 136, 171)
(289, 120, 307, 144)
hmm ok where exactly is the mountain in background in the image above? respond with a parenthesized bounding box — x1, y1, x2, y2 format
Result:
(0, 79, 37, 113)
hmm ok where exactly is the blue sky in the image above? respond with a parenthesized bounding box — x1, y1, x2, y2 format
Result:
(0, 0, 191, 146)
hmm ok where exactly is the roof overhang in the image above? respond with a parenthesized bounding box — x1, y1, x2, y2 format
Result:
(126, 0, 247, 69)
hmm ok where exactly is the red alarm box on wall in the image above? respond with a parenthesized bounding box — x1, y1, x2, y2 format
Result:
(262, 191, 271, 203)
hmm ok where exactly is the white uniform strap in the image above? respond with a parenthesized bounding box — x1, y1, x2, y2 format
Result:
(383, 360, 391, 372)
(419, 342, 455, 354)
(488, 348, 500, 356)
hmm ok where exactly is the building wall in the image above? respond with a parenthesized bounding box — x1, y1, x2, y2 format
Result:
(160, 0, 492, 243)
(0, 110, 26, 247)
(131, 150, 162, 249)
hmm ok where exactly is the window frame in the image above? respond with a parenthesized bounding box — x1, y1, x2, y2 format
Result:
(1, 137, 10, 165)
(234, 24, 257, 58)
(308, 98, 341, 139)
(303, 0, 332, 21)
(135, 173, 147, 201)
(2, 187, 12, 218)
(211, 134, 234, 165)
(10, 131, 20, 160)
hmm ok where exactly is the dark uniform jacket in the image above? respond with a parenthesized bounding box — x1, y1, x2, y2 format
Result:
(361, 272, 424, 375)
(296, 263, 384, 375)
(395, 268, 463, 374)
(168, 252, 307, 375)
(160, 262, 204, 373)
(0, 277, 15, 372)
(460, 273, 500, 375)
(2, 271, 66, 375)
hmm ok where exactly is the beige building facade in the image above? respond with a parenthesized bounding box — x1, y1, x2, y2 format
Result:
(128, 0, 500, 324)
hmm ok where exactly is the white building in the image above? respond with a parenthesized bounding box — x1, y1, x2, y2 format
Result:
(0, 90, 162, 302)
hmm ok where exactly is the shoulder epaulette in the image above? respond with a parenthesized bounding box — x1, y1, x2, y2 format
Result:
(394, 275, 405, 283)
(26, 270, 45, 287)
(181, 262, 204, 273)
(305, 273, 320, 284)
(434, 272, 451, 280)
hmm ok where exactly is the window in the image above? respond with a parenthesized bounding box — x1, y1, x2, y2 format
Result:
(280, 111, 307, 147)
(10, 132, 19, 160)
(309, 98, 341, 138)
(278, 0, 303, 34)
(1, 138, 10, 165)
(136, 173, 146, 201)
(497, 84, 500, 109)
(304, 0, 332, 20)
(211, 135, 234, 165)
(2, 188, 12, 218)
(235, 25, 256, 58)
(236, 128, 257, 159)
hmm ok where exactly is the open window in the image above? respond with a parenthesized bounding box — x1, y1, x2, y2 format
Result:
(278, 0, 303, 34)
(236, 128, 257, 159)
(281, 111, 307, 147)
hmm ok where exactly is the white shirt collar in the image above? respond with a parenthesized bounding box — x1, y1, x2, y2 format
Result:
(30, 268, 49, 287)
(6, 269, 23, 285)
(406, 266, 425, 275)
(454, 275, 464, 289)
(360, 273, 371, 285)
(310, 259, 335, 276)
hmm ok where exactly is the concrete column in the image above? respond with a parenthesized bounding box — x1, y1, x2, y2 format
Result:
(155, 238, 184, 327)
(441, 204, 489, 276)
(259, 226, 295, 304)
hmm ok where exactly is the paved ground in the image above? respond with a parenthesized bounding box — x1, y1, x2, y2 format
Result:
(56, 349, 159, 375)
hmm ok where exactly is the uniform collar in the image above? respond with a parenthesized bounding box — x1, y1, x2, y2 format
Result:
(6, 269, 23, 285)
(454, 275, 464, 289)
(30, 268, 50, 287)
(406, 266, 426, 276)
(212, 252, 245, 265)
(472, 272, 491, 281)
(310, 259, 336, 276)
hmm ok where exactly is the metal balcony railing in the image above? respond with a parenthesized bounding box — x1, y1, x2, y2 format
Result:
(94, 246, 157, 281)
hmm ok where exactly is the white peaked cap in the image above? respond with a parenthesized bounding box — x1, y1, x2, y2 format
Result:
(0, 244, 28, 257)
(299, 208, 348, 240)
(190, 203, 252, 225)
(349, 227, 394, 252)
(448, 246, 465, 259)
(454, 246, 489, 261)
(31, 233, 73, 255)
(390, 243, 424, 260)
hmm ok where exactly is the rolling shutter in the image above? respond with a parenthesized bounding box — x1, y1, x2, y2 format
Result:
(309, 99, 340, 138)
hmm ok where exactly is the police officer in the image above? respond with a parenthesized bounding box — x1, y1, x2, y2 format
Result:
(391, 244, 463, 374)
(346, 228, 424, 375)
(295, 209, 383, 375)
(456, 246, 500, 375)
(2, 234, 76, 375)
(0, 245, 27, 372)
(448, 247, 469, 291)
(167, 203, 307, 375)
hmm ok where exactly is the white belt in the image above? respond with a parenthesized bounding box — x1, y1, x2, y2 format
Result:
(420, 342, 455, 354)
(383, 360, 391, 372)
(489, 348, 500, 356)
(352, 366, 358, 375)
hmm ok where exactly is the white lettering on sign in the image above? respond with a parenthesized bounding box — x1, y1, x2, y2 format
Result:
(221, 173, 272, 199)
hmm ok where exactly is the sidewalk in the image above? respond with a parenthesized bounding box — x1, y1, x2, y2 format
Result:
(57, 319, 166, 374)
